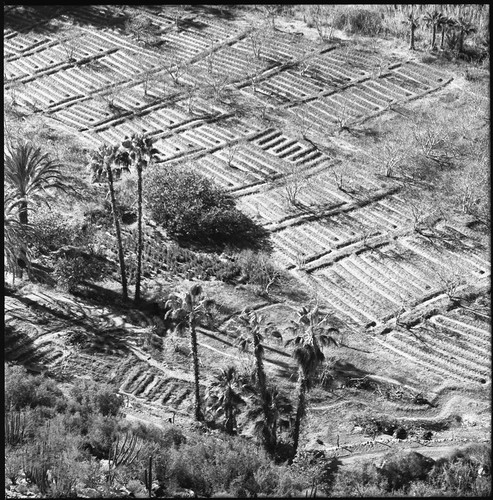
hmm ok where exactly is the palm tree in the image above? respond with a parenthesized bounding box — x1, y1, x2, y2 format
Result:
(423, 10, 443, 49)
(87, 144, 131, 301)
(4, 141, 70, 226)
(285, 305, 339, 460)
(403, 10, 420, 51)
(121, 134, 159, 304)
(454, 16, 477, 54)
(166, 284, 213, 422)
(438, 15, 455, 50)
(235, 309, 283, 454)
(205, 366, 246, 435)
(247, 385, 293, 457)
(4, 188, 33, 281)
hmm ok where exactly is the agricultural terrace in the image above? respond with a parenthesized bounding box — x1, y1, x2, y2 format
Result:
(4, 5, 490, 496)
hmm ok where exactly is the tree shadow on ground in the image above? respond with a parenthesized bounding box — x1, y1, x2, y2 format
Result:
(5, 5, 130, 35)
(186, 4, 240, 22)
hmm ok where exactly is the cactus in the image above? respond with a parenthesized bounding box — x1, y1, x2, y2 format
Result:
(144, 455, 153, 497)
(5, 409, 26, 445)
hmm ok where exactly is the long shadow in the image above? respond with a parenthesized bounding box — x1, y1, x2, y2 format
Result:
(186, 5, 240, 22)
(9, 290, 131, 356)
(5, 6, 130, 35)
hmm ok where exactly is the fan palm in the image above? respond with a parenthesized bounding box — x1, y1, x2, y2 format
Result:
(87, 144, 131, 300)
(438, 15, 455, 50)
(423, 10, 444, 49)
(455, 16, 477, 53)
(121, 134, 159, 304)
(4, 141, 70, 225)
(247, 385, 293, 455)
(165, 284, 214, 422)
(235, 309, 283, 454)
(285, 305, 339, 460)
(205, 366, 246, 435)
(403, 11, 420, 50)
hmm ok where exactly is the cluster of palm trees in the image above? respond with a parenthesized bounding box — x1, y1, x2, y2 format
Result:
(404, 7, 478, 52)
(4, 140, 71, 280)
(198, 305, 339, 462)
(87, 134, 158, 303)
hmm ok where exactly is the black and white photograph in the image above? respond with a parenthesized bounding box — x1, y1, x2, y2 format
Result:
(4, 4, 490, 497)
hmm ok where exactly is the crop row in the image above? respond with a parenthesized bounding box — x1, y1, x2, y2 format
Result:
(233, 31, 316, 64)
(410, 324, 490, 368)
(253, 129, 328, 166)
(399, 237, 488, 278)
(430, 315, 490, 345)
(373, 336, 482, 384)
(237, 191, 288, 224)
(253, 69, 326, 101)
(381, 332, 489, 382)
(119, 364, 193, 410)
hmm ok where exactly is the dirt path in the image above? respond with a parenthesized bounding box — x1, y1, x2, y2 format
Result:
(336, 443, 471, 466)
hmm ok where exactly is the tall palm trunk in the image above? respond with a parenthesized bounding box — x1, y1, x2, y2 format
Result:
(440, 26, 446, 49)
(225, 387, 235, 435)
(19, 200, 28, 226)
(134, 161, 143, 304)
(105, 160, 128, 301)
(431, 24, 437, 48)
(189, 314, 203, 422)
(254, 336, 275, 453)
(292, 370, 307, 460)
(410, 23, 416, 50)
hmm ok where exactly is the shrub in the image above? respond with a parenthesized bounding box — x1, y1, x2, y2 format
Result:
(167, 434, 271, 496)
(30, 209, 94, 257)
(53, 254, 106, 292)
(330, 458, 387, 496)
(332, 7, 383, 36)
(378, 450, 435, 492)
(144, 165, 269, 248)
(234, 250, 285, 295)
(69, 379, 124, 418)
(5, 364, 66, 412)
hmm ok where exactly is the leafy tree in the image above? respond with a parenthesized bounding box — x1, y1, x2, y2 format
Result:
(120, 134, 159, 304)
(165, 284, 213, 421)
(87, 144, 131, 300)
(205, 366, 246, 435)
(4, 141, 70, 226)
(284, 306, 339, 460)
(144, 165, 269, 248)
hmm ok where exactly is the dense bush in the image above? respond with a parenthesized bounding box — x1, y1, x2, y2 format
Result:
(53, 254, 107, 292)
(332, 7, 383, 36)
(166, 434, 278, 496)
(30, 209, 94, 257)
(144, 165, 269, 248)
(5, 364, 66, 412)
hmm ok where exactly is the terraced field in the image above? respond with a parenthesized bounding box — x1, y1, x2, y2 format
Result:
(4, 5, 490, 458)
